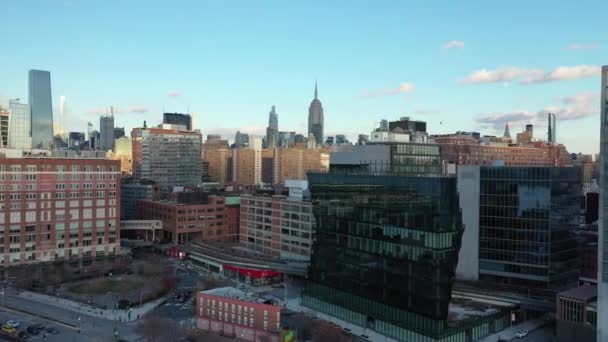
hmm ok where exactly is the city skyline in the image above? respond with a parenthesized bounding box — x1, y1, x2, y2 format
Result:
(0, 1, 604, 154)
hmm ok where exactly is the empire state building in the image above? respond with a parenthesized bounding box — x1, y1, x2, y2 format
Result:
(308, 82, 324, 146)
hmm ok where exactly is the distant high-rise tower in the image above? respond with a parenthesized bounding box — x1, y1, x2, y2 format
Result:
(598, 65, 608, 342)
(308, 82, 324, 147)
(100, 108, 115, 151)
(503, 122, 511, 139)
(8, 99, 31, 149)
(0, 106, 9, 148)
(29, 70, 54, 149)
(58, 95, 68, 137)
(266, 105, 279, 148)
(163, 113, 192, 130)
(548, 113, 556, 143)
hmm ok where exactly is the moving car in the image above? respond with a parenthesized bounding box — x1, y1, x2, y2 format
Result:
(516, 330, 529, 338)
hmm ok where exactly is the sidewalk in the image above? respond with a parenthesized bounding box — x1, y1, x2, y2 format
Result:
(18, 290, 168, 322)
(478, 319, 546, 342)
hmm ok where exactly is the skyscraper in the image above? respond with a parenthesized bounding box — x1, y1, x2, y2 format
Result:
(598, 65, 608, 342)
(163, 112, 192, 130)
(28, 69, 54, 149)
(266, 105, 279, 148)
(503, 122, 511, 139)
(548, 112, 556, 143)
(0, 106, 9, 148)
(308, 82, 324, 147)
(58, 95, 68, 138)
(234, 131, 249, 147)
(8, 99, 31, 149)
(100, 111, 115, 151)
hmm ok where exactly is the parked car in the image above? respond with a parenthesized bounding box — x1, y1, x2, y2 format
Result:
(17, 331, 28, 339)
(26, 325, 40, 335)
(516, 330, 529, 338)
(1, 324, 16, 334)
(6, 320, 20, 328)
(46, 327, 59, 335)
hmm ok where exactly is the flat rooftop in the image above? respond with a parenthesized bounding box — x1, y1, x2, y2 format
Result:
(558, 284, 597, 302)
(201, 286, 278, 306)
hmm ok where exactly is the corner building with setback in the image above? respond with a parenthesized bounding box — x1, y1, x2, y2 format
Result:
(302, 143, 479, 341)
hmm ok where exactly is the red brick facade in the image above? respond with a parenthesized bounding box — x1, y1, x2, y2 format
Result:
(136, 196, 239, 244)
(196, 289, 280, 342)
(0, 157, 121, 266)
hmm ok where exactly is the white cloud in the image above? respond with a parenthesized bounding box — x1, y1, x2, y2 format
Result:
(565, 43, 600, 51)
(475, 111, 536, 129)
(537, 92, 598, 120)
(476, 92, 599, 132)
(461, 66, 542, 84)
(443, 40, 464, 49)
(86, 107, 122, 116)
(168, 91, 182, 98)
(128, 105, 150, 114)
(462, 65, 600, 85)
(360, 83, 415, 97)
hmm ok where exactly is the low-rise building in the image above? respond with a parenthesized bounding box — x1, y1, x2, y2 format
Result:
(556, 285, 597, 342)
(196, 286, 281, 342)
(136, 192, 237, 244)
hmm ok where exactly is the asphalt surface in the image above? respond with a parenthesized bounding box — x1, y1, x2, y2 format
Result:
(512, 325, 555, 342)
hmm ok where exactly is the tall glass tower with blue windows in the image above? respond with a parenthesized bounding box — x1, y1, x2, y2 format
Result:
(28, 69, 54, 149)
(303, 143, 470, 341)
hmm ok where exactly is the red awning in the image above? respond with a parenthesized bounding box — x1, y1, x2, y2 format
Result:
(224, 265, 281, 279)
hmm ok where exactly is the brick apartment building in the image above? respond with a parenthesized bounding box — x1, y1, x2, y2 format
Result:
(196, 287, 281, 342)
(0, 151, 121, 266)
(136, 192, 238, 244)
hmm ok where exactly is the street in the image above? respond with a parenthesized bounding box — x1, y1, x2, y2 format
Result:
(512, 325, 555, 342)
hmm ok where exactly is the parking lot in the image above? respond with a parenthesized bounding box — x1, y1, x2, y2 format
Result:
(0, 307, 76, 341)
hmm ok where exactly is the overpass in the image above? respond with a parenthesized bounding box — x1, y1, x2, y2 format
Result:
(120, 220, 163, 242)
(181, 241, 308, 277)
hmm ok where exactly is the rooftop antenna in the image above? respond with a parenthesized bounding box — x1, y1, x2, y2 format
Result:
(111, 105, 114, 118)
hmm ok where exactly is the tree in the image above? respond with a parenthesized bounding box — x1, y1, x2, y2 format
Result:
(290, 315, 315, 341)
(136, 315, 185, 342)
(312, 323, 353, 342)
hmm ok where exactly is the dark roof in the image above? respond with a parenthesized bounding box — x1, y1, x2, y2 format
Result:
(558, 284, 597, 302)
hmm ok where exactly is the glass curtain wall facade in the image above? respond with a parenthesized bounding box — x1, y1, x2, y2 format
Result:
(28, 69, 54, 149)
(8, 99, 31, 149)
(303, 169, 464, 340)
(478, 167, 580, 297)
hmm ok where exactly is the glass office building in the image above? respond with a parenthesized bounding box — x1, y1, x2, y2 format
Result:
(478, 167, 580, 297)
(8, 99, 31, 149)
(29, 69, 54, 149)
(303, 142, 466, 340)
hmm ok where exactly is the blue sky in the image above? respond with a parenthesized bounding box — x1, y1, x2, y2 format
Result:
(0, 0, 604, 153)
